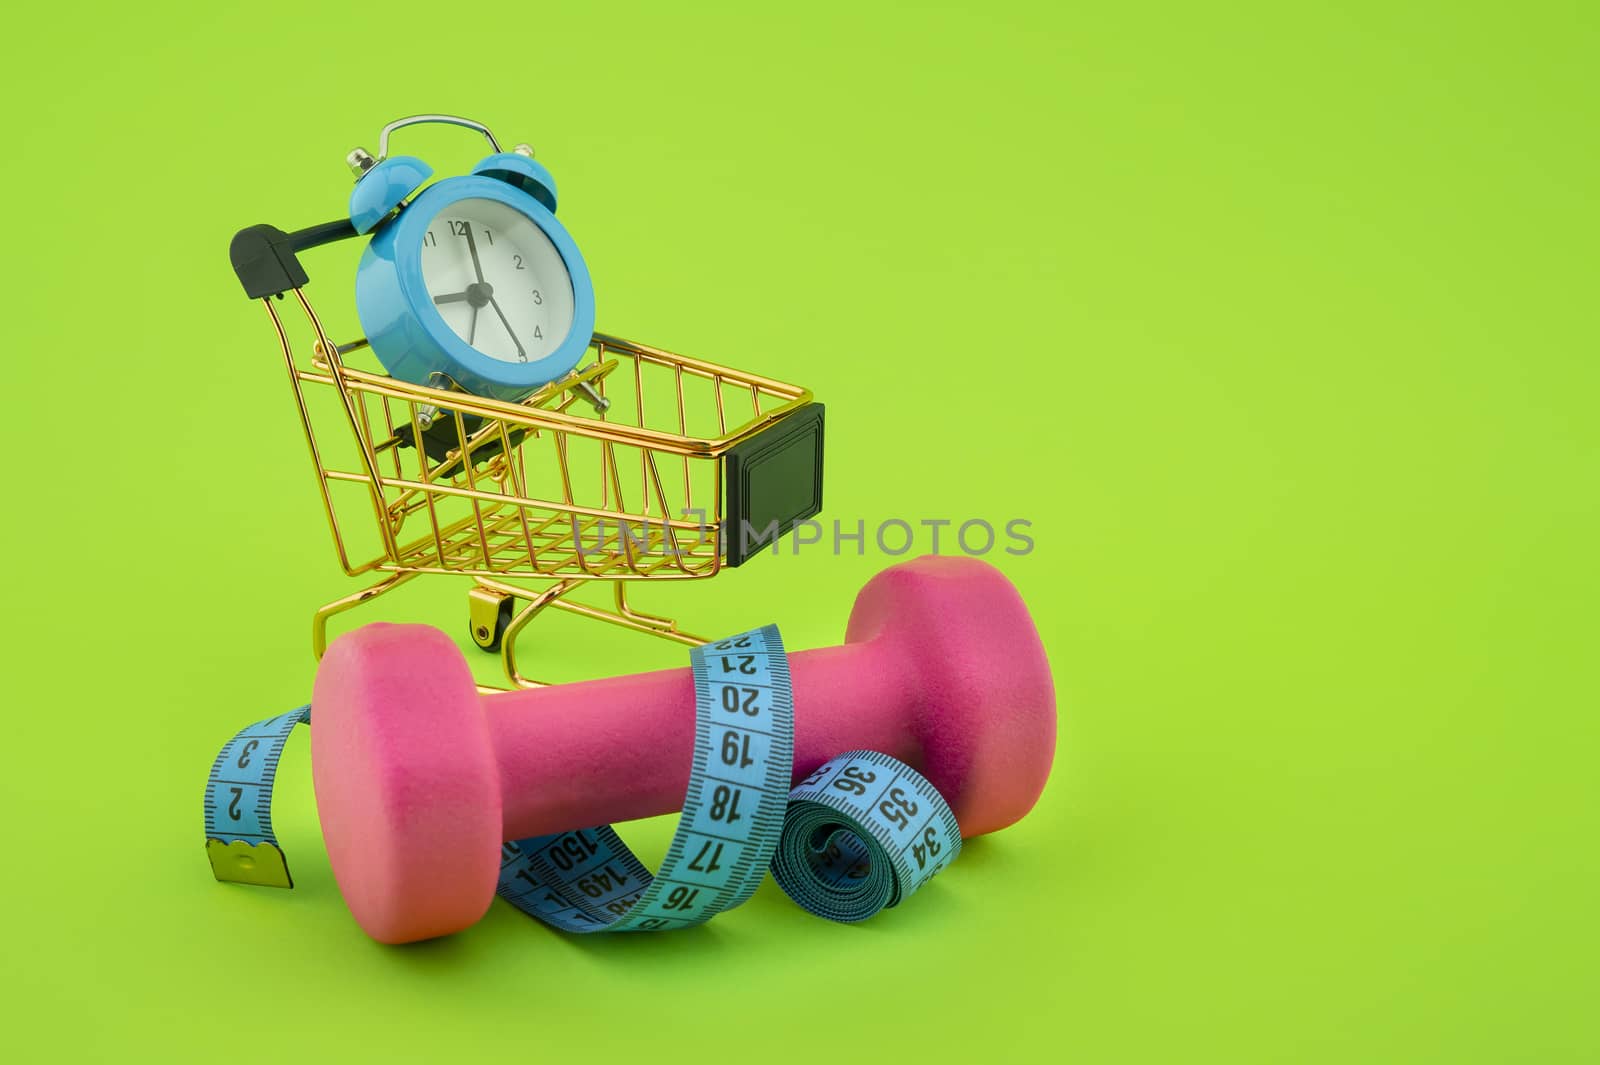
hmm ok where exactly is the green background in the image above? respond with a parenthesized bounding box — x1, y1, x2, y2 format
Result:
(2, 1, 1595, 1061)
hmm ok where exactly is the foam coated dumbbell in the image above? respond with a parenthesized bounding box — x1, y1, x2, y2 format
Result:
(311, 555, 1056, 942)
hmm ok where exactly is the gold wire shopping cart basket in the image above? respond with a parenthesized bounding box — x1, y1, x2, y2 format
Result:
(232, 228, 824, 689)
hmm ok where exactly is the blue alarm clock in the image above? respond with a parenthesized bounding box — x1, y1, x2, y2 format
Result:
(348, 115, 596, 403)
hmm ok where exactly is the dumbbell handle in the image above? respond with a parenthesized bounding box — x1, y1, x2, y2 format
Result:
(493, 641, 915, 841)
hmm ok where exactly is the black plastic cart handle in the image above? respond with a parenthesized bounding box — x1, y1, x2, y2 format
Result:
(229, 219, 359, 300)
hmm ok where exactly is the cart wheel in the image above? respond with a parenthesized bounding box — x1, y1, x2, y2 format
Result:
(469, 593, 517, 652)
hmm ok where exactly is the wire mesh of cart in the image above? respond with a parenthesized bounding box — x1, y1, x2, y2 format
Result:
(233, 236, 825, 690)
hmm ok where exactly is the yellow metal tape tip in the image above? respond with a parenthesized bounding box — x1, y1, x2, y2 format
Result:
(207, 839, 294, 889)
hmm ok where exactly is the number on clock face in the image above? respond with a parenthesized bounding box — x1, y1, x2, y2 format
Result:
(418, 197, 576, 365)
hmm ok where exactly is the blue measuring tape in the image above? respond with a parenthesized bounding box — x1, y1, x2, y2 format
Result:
(204, 625, 961, 926)
(772, 750, 961, 921)
(495, 624, 794, 931)
(204, 704, 311, 888)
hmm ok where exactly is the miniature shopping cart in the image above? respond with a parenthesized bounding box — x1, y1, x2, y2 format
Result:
(230, 170, 824, 689)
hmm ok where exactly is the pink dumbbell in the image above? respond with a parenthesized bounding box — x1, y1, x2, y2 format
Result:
(310, 555, 1056, 943)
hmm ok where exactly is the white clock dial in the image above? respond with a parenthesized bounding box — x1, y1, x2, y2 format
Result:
(418, 197, 577, 365)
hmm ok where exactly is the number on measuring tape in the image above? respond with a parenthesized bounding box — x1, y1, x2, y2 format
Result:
(203, 704, 311, 888)
(495, 624, 795, 931)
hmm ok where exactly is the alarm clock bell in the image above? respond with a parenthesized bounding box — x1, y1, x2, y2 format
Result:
(348, 155, 432, 235)
(472, 149, 558, 213)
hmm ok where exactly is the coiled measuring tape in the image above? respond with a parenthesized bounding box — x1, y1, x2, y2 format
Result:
(204, 625, 961, 926)
(773, 750, 961, 922)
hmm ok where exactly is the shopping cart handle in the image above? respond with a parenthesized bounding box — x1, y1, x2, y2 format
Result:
(229, 218, 359, 300)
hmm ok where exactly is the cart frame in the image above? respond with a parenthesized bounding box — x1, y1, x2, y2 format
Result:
(257, 283, 822, 689)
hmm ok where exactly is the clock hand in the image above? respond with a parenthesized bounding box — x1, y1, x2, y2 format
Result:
(436, 284, 492, 349)
(462, 223, 485, 284)
(487, 296, 525, 360)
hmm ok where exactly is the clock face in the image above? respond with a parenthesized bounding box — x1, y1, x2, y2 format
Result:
(418, 197, 577, 365)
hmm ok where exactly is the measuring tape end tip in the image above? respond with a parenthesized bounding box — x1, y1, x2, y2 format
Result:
(206, 839, 294, 889)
